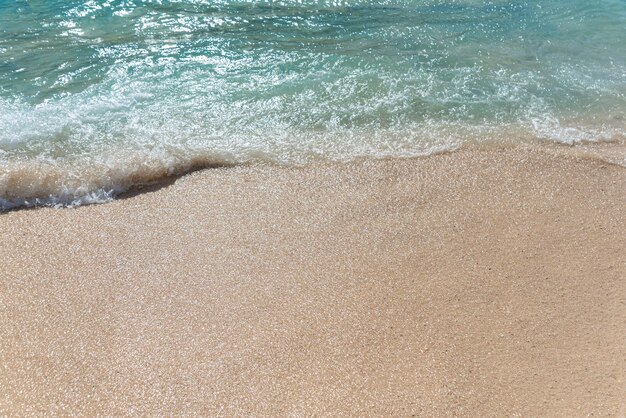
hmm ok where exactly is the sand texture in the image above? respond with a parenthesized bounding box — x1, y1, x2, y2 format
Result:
(1, 146, 625, 416)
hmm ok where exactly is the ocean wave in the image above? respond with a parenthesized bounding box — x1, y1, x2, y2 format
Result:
(0, 150, 233, 210)
(1, 121, 624, 210)
(1, 0, 625, 209)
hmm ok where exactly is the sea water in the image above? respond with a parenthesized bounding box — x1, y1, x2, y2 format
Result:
(1, 0, 625, 209)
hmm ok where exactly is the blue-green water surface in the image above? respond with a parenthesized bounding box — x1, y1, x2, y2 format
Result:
(1, 0, 625, 208)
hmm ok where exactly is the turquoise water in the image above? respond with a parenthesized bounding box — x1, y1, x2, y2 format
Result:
(1, 0, 625, 208)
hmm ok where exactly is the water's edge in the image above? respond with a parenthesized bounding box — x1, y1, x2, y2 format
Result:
(2, 138, 624, 213)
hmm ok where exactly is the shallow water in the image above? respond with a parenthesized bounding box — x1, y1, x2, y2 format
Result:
(1, 0, 625, 208)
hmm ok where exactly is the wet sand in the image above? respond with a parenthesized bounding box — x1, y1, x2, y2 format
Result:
(1, 145, 625, 416)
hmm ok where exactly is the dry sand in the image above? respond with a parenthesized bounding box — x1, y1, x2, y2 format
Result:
(1, 145, 625, 416)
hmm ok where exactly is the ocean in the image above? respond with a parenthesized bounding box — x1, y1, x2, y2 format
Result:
(1, 0, 625, 209)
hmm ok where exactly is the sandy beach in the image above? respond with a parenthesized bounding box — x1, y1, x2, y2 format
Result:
(1, 145, 625, 416)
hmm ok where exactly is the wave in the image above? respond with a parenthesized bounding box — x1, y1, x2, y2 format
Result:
(0, 150, 232, 210)
(1, 0, 625, 209)
(2, 120, 624, 211)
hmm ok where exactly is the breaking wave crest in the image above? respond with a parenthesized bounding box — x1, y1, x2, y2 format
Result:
(0, 150, 232, 210)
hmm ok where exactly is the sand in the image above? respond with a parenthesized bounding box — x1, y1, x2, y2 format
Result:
(1, 145, 625, 416)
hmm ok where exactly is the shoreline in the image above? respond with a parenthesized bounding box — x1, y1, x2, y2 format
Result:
(1, 145, 625, 415)
(2, 138, 625, 212)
